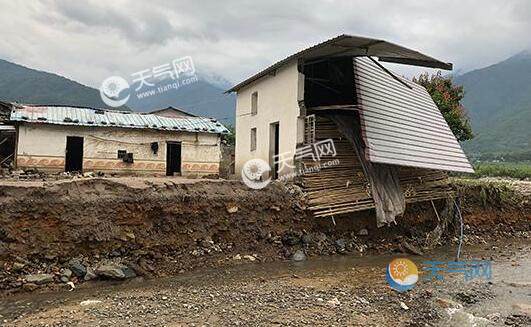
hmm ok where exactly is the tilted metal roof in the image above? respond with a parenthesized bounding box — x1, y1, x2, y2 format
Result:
(354, 57, 474, 173)
(227, 34, 452, 92)
(9, 105, 229, 134)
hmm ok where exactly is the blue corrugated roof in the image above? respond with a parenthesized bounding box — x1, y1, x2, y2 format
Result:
(9, 105, 229, 134)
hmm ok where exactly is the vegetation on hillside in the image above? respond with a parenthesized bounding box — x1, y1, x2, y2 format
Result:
(413, 72, 473, 142)
(472, 162, 531, 180)
(454, 51, 531, 156)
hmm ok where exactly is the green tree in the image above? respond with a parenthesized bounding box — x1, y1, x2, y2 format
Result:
(222, 124, 235, 147)
(413, 72, 473, 142)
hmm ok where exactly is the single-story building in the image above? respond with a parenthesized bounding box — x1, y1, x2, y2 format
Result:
(228, 34, 474, 226)
(0, 102, 229, 177)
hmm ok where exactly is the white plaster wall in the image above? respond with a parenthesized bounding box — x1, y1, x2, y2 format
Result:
(16, 124, 221, 175)
(235, 61, 302, 177)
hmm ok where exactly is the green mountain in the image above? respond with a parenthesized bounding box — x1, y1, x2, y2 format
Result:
(0, 59, 115, 109)
(127, 79, 235, 124)
(455, 51, 531, 159)
(0, 59, 236, 123)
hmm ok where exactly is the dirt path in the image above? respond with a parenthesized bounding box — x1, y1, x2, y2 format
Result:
(1, 239, 529, 326)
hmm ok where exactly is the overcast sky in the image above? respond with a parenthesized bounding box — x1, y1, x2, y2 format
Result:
(1, 0, 530, 89)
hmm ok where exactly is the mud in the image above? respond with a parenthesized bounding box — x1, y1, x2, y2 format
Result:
(0, 177, 529, 295)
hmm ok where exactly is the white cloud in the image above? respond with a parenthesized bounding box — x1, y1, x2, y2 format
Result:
(0, 0, 529, 88)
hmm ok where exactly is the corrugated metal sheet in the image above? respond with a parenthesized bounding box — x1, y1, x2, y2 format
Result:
(9, 105, 229, 134)
(227, 34, 452, 92)
(354, 57, 474, 173)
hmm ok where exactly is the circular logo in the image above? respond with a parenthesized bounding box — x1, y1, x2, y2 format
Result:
(99, 76, 130, 107)
(241, 159, 271, 189)
(386, 258, 418, 292)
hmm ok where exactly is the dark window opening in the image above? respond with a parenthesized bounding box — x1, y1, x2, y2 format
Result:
(269, 122, 279, 180)
(150, 142, 159, 154)
(303, 56, 356, 108)
(166, 142, 182, 176)
(117, 150, 127, 159)
(251, 92, 258, 115)
(65, 136, 84, 172)
(250, 128, 257, 151)
(123, 153, 134, 163)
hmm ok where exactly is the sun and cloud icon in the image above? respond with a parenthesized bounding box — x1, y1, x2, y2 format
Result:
(386, 258, 419, 292)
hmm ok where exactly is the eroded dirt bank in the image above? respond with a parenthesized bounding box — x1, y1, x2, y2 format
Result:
(0, 177, 529, 295)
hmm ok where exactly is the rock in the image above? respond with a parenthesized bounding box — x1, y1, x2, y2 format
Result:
(301, 234, 312, 245)
(25, 274, 54, 285)
(327, 297, 341, 306)
(125, 232, 136, 240)
(60, 276, 69, 283)
(233, 254, 242, 260)
(84, 268, 97, 281)
(61, 268, 72, 279)
(334, 239, 347, 253)
(243, 255, 256, 262)
(399, 240, 424, 256)
(282, 232, 301, 246)
(435, 297, 463, 309)
(292, 250, 307, 262)
(121, 266, 137, 279)
(95, 263, 131, 279)
(270, 206, 281, 211)
(358, 228, 369, 236)
(226, 205, 238, 213)
(200, 237, 215, 248)
(399, 301, 409, 310)
(80, 300, 102, 306)
(138, 258, 155, 272)
(44, 253, 56, 261)
(22, 283, 39, 291)
(68, 260, 87, 277)
(12, 262, 26, 272)
(512, 303, 531, 316)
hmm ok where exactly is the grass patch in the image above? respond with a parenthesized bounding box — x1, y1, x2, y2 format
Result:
(471, 162, 531, 179)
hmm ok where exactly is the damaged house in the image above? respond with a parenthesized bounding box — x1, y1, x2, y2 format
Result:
(0, 103, 229, 176)
(228, 34, 474, 226)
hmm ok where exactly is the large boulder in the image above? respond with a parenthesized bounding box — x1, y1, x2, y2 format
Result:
(95, 263, 136, 280)
(25, 274, 54, 285)
(68, 259, 87, 277)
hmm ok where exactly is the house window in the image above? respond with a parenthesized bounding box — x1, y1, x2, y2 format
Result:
(250, 128, 257, 151)
(251, 92, 258, 115)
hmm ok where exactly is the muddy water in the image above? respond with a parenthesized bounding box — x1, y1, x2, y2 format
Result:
(1, 239, 529, 325)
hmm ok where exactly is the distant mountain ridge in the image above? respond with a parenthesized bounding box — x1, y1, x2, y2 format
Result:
(0, 59, 113, 109)
(0, 59, 236, 124)
(454, 50, 531, 157)
(1, 53, 530, 155)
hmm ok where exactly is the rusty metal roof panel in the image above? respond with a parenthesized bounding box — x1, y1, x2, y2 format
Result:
(9, 105, 229, 134)
(354, 57, 474, 173)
